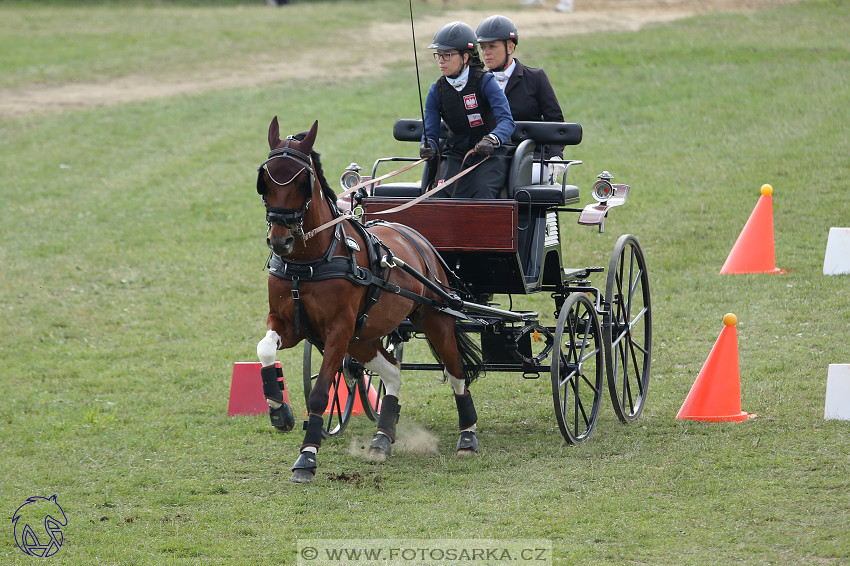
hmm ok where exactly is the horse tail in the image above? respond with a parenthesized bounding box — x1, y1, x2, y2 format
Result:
(455, 324, 484, 385)
(427, 323, 484, 386)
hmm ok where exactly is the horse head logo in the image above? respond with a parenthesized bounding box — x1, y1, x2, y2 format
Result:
(12, 495, 67, 557)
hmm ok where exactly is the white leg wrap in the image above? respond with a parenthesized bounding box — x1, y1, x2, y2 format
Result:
(363, 354, 402, 397)
(461, 423, 477, 433)
(302, 446, 317, 454)
(257, 330, 281, 367)
(446, 370, 466, 396)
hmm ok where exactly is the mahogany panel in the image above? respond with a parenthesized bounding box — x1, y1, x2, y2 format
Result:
(362, 198, 517, 253)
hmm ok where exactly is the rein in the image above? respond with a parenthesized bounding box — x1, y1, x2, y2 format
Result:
(305, 149, 487, 240)
(336, 158, 427, 201)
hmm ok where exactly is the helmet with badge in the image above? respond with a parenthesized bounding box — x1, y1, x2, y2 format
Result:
(429, 21, 478, 51)
(475, 15, 519, 45)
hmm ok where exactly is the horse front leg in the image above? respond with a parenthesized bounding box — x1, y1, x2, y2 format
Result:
(447, 372, 479, 456)
(256, 328, 295, 432)
(290, 335, 351, 483)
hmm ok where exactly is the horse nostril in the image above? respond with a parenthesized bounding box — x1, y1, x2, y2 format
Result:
(269, 234, 295, 256)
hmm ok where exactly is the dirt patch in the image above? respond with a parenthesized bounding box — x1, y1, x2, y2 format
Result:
(0, 0, 794, 117)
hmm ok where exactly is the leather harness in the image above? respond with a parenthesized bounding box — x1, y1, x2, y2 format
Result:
(260, 136, 464, 350)
(269, 218, 459, 350)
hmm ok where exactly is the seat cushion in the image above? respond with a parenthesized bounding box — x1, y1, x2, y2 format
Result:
(372, 183, 422, 197)
(511, 184, 579, 206)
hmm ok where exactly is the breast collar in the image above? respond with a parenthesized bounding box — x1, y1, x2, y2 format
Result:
(268, 220, 389, 344)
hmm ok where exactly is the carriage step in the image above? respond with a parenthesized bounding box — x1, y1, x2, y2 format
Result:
(563, 266, 604, 280)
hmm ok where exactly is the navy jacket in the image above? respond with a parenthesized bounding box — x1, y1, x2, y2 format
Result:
(502, 59, 565, 159)
(423, 68, 515, 152)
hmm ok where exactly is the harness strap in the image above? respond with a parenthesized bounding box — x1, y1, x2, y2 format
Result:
(368, 220, 472, 299)
(291, 276, 302, 336)
(343, 221, 392, 342)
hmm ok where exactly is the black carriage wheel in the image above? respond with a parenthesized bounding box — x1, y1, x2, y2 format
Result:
(551, 292, 604, 444)
(301, 342, 356, 438)
(604, 234, 652, 423)
(355, 335, 404, 421)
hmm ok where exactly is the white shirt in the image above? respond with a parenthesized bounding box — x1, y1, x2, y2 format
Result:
(446, 66, 470, 91)
(491, 60, 517, 91)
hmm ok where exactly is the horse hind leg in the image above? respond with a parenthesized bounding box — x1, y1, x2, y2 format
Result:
(425, 319, 482, 456)
(256, 329, 295, 432)
(360, 350, 402, 462)
(441, 365, 479, 455)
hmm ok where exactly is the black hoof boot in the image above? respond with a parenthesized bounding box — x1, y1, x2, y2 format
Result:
(269, 402, 295, 432)
(369, 395, 400, 462)
(290, 451, 317, 483)
(456, 430, 479, 455)
(368, 433, 392, 462)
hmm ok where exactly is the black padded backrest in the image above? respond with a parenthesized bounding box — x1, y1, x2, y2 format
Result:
(393, 119, 450, 142)
(511, 121, 582, 146)
(393, 119, 582, 146)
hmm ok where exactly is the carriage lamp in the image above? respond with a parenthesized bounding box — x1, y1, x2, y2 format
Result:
(340, 162, 362, 191)
(591, 171, 615, 204)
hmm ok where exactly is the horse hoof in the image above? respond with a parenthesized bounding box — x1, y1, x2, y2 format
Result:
(456, 430, 479, 456)
(270, 402, 295, 432)
(367, 434, 392, 462)
(290, 469, 315, 483)
(290, 451, 317, 483)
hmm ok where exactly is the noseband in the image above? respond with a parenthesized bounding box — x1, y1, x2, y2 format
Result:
(257, 136, 317, 242)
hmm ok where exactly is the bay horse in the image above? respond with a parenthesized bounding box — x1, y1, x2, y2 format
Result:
(255, 117, 483, 483)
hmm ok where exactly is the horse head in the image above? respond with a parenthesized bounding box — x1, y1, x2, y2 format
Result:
(257, 117, 323, 257)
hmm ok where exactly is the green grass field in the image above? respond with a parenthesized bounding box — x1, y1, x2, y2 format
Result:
(1, 0, 849, 564)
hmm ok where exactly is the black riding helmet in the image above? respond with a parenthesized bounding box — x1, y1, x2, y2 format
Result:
(476, 15, 519, 45)
(476, 15, 518, 73)
(429, 21, 478, 51)
(429, 22, 479, 80)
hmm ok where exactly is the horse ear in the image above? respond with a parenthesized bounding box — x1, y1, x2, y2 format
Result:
(268, 116, 281, 149)
(299, 120, 319, 154)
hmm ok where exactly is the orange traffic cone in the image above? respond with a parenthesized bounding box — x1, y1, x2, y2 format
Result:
(324, 376, 381, 416)
(677, 314, 755, 422)
(720, 184, 785, 274)
(325, 373, 364, 415)
(351, 382, 382, 415)
(325, 374, 347, 415)
(227, 362, 289, 416)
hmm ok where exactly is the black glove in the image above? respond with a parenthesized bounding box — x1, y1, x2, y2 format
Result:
(420, 143, 436, 159)
(474, 134, 499, 157)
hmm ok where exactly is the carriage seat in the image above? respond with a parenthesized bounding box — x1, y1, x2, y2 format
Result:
(507, 121, 582, 206)
(372, 120, 582, 204)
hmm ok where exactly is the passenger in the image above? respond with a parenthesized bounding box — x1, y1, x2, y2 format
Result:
(420, 22, 515, 199)
(476, 15, 566, 183)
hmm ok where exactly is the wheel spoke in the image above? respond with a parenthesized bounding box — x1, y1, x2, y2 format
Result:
(628, 335, 645, 398)
(570, 374, 590, 429)
(617, 341, 634, 413)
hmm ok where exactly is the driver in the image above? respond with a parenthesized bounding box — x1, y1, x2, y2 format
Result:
(420, 22, 515, 199)
(476, 15, 566, 183)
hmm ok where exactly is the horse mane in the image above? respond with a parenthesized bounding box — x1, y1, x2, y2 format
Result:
(292, 131, 339, 218)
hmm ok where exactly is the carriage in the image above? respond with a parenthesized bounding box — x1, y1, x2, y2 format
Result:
(295, 118, 652, 447)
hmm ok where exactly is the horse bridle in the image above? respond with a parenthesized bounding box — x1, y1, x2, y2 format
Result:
(257, 136, 316, 242)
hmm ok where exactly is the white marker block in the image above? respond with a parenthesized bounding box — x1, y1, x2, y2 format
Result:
(824, 364, 850, 420)
(823, 227, 850, 275)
